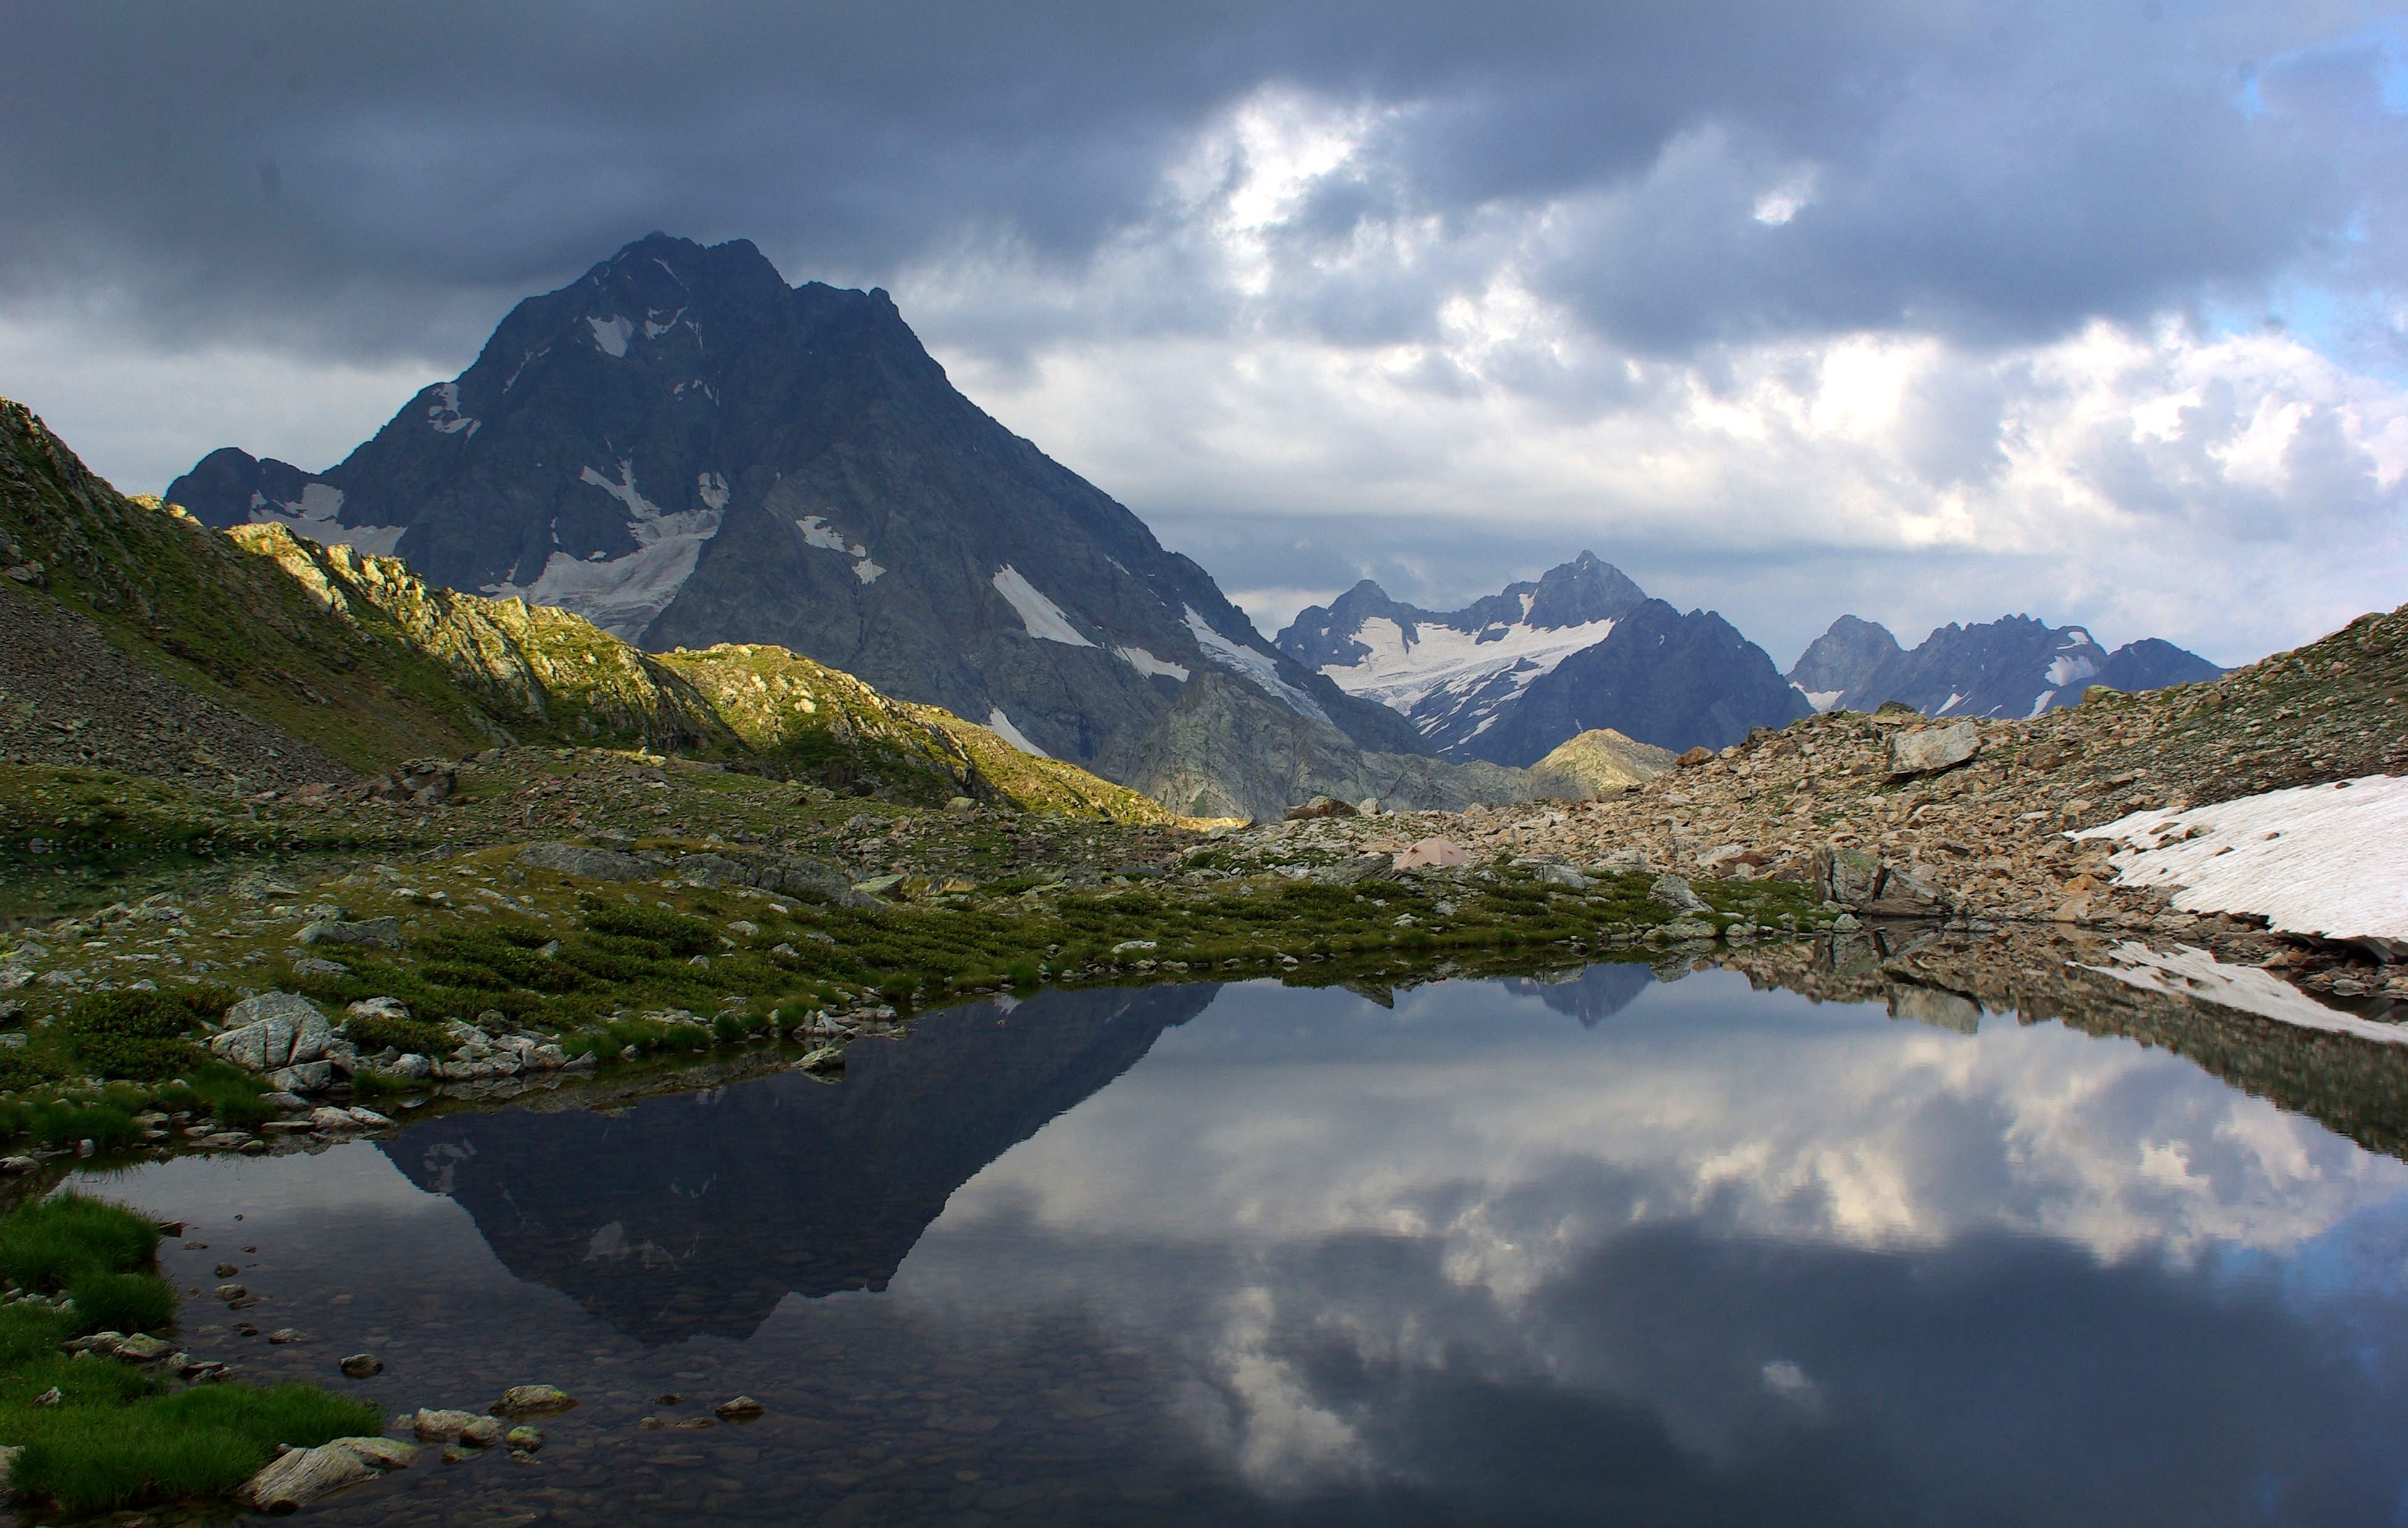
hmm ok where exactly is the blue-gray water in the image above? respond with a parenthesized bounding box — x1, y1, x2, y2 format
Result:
(77, 968, 2408, 1525)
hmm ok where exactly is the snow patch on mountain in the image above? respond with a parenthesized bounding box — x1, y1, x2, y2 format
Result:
(1184, 607, 1330, 723)
(992, 566, 1095, 647)
(1326, 613, 1618, 719)
(1794, 685, 1845, 712)
(487, 504, 724, 642)
(426, 382, 474, 435)
(587, 315, 633, 358)
(986, 708, 1049, 757)
(579, 460, 666, 520)
(793, 515, 883, 583)
(1117, 645, 1191, 682)
(246, 483, 407, 558)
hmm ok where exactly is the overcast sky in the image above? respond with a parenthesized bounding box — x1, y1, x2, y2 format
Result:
(4, 2, 2404, 666)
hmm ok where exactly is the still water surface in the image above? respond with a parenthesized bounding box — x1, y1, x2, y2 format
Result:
(78, 967, 2408, 1525)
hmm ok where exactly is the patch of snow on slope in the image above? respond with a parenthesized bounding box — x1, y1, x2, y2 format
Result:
(2046, 652, 2099, 689)
(247, 483, 408, 558)
(1794, 684, 1845, 713)
(1325, 614, 1618, 718)
(2072, 775, 2408, 949)
(992, 566, 1095, 647)
(2027, 691, 2056, 718)
(2083, 942, 2407, 1045)
(1935, 691, 1967, 715)
(1184, 607, 1331, 723)
(793, 515, 883, 583)
(697, 472, 729, 511)
(1117, 646, 1190, 681)
(987, 708, 1049, 757)
(426, 381, 474, 434)
(643, 308, 685, 339)
(579, 461, 665, 520)
(587, 315, 632, 358)
(487, 504, 724, 642)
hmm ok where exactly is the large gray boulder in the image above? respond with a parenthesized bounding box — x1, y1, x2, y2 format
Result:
(211, 993, 334, 1073)
(237, 1435, 415, 1513)
(1887, 720, 1982, 779)
(519, 842, 652, 882)
(295, 917, 403, 951)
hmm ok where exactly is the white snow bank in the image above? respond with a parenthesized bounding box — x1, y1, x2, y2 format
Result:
(1321, 613, 1616, 716)
(792, 516, 883, 583)
(579, 460, 665, 521)
(587, 315, 632, 357)
(2082, 942, 2405, 1046)
(1184, 606, 1331, 723)
(486, 507, 723, 641)
(991, 566, 1094, 647)
(1794, 684, 1844, 713)
(1117, 645, 1190, 682)
(986, 708, 1049, 757)
(2071, 775, 2408, 946)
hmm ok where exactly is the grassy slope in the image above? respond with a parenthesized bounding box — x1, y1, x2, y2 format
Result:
(1, 397, 1167, 822)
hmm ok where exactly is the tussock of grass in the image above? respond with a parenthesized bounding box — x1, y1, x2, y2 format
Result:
(0, 1193, 383, 1512)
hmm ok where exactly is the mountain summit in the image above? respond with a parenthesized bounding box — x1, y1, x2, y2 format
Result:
(1786, 614, 2224, 717)
(167, 233, 1424, 807)
(1276, 554, 1808, 762)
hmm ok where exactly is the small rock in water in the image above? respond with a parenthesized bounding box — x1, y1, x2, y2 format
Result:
(505, 1424, 544, 1452)
(491, 1383, 577, 1415)
(215, 1263, 239, 1278)
(213, 1283, 247, 1302)
(413, 1407, 482, 1442)
(649, 1392, 682, 1406)
(341, 1352, 383, 1378)
(267, 1327, 304, 1344)
(460, 1416, 505, 1447)
(714, 1395, 766, 1421)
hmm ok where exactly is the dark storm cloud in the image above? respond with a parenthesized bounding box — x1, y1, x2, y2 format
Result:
(0, 1, 2381, 367)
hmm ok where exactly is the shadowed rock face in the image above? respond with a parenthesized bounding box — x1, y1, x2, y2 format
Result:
(378, 982, 1220, 1343)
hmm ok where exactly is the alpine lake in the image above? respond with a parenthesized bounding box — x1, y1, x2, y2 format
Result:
(54, 937, 2408, 1528)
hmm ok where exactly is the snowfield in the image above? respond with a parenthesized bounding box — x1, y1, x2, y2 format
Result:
(991, 566, 1094, 647)
(1322, 612, 1616, 718)
(2073, 775, 2408, 949)
(2085, 942, 2408, 1046)
(1184, 607, 1330, 723)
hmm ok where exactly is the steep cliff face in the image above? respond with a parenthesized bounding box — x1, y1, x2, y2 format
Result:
(167, 233, 1419, 797)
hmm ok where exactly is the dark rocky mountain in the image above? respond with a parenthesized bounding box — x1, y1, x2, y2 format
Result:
(167, 233, 1435, 817)
(379, 983, 1219, 1343)
(1785, 615, 1903, 710)
(1277, 553, 1808, 763)
(1785, 614, 2225, 718)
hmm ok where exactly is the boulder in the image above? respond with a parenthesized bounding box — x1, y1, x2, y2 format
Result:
(296, 917, 403, 952)
(239, 1441, 376, 1513)
(1591, 848, 1655, 876)
(1283, 795, 1357, 821)
(211, 993, 333, 1073)
(412, 1408, 484, 1442)
(346, 997, 412, 1023)
(1887, 720, 1982, 779)
(492, 1384, 577, 1415)
(1531, 863, 1589, 889)
(267, 1062, 334, 1094)
(1864, 865, 1948, 918)
(1813, 846, 1885, 908)
(1648, 874, 1710, 914)
(1676, 746, 1715, 768)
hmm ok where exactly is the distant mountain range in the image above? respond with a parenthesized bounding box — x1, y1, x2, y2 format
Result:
(1275, 553, 1810, 762)
(1786, 614, 2223, 718)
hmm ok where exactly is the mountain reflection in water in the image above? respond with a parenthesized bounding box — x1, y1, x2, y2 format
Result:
(80, 958, 2408, 1526)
